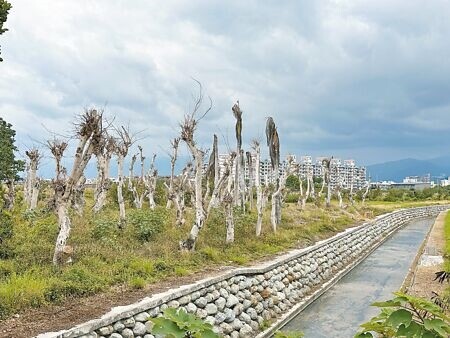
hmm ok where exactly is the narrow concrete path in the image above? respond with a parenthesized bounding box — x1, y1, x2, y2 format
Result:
(281, 217, 435, 338)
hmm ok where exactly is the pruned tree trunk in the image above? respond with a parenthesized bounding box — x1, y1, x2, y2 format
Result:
(232, 101, 243, 208)
(179, 80, 211, 251)
(51, 109, 105, 265)
(362, 178, 371, 205)
(246, 151, 254, 210)
(24, 149, 41, 210)
(72, 175, 86, 215)
(146, 154, 157, 210)
(30, 178, 40, 210)
(4, 180, 15, 211)
(252, 141, 263, 236)
(166, 138, 180, 209)
(224, 193, 234, 243)
(114, 126, 133, 228)
(128, 153, 143, 209)
(117, 154, 126, 227)
(93, 135, 115, 213)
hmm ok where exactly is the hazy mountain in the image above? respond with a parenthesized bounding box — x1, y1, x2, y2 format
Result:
(366, 156, 450, 182)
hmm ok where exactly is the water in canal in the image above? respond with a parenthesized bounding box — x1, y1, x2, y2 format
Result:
(281, 217, 435, 338)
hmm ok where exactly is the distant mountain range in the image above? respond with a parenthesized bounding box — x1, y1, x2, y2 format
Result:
(366, 156, 450, 182)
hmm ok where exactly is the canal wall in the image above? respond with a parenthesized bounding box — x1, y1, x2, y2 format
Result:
(38, 205, 449, 338)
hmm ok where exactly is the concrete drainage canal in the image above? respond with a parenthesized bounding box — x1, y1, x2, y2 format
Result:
(37, 206, 448, 338)
(277, 216, 435, 338)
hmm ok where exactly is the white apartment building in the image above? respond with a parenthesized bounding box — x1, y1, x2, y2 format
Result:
(209, 154, 367, 190)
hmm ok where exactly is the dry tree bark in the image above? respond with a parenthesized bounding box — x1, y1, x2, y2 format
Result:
(127, 153, 143, 209)
(348, 168, 355, 206)
(265, 117, 281, 232)
(362, 176, 371, 205)
(271, 155, 296, 230)
(171, 162, 192, 226)
(246, 151, 254, 210)
(50, 109, 104, 265)
(178, 81, 211, 251)
(93, 135, 116, 213)
(145, 153, 158, 210)
(115, 127, 132, 228)
(232, 101, 243, 208)
(251, 140, 263, 236)
(322, 158, 332, 208)
(24, 148, 41, 210)
(166, 138, 180, 209)
(72, 175, 86, 215)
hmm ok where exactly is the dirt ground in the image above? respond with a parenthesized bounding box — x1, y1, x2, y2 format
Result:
(404, 211, 448, 303)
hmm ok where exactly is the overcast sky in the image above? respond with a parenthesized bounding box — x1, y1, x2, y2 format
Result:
(1, 0, 450, 176)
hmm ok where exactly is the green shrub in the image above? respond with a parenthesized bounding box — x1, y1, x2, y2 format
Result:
(128, 208, 168, 242)
(91, 217, 118, 242)
(0, 211, 14, 258)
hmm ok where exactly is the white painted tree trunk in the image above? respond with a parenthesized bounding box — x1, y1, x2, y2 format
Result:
(72, 175, 86, 215)
(53, 200, 72, 265)
(180, 144, 205, 251)
(93, 150, 113, 213)
(234, 150, 240, 206)
(224, 195, 234, 243)
(362, 179, 370, 205)
(30, 178, 40, 210)
(253, 145, 263, 236)
(117, 155, 126, 227)
(326, 179, 331, 208)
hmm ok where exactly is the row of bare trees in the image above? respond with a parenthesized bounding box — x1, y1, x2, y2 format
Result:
(19, 83, 371, 266)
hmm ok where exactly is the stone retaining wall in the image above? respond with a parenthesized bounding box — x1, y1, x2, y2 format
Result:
(38, 205, 449, 338)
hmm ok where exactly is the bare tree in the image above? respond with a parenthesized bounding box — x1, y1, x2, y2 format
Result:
(362, 176, 371, 205)
(232, 101, 244, 208)
(72, 175, 86, 215)
(171, 162, 193, 226)
(166, 138, 180, 209)
(178, 81, 211, 251)
(93, 135, 116, 213)
(265, 117, 281, 231)
(145, 153, 158, 210)
(24, 148, 41, 210)
(252, 140, 263, 236)
(115, 126, 132, 228)
(222, 153, 236, 243)
(50, 109, 104, 265)
(246, 151, 254, 210)
(322, 158, 332, 208)
(127, 153, 143, 209)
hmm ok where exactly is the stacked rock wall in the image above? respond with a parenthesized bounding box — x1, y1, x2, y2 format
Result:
(38, 205, 449, 338)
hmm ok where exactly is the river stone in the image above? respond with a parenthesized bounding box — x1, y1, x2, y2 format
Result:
(215, 312, 226, 324)
(230, 284, 239, 294)
(250, 320, 259, 331)
(196, 308, 208, 319)
(144, 335, 155, 338)
(160, 303, 168, 311)
(168, 300, 180, 308)
(123, 317, 136, 328)
(231, 331, 240, 338)
(134, 312, 150, 322)
(232, 318, 243, 330)
(121, 328, 134, 338)
(205, 316, 216, 325)
(255, 303, 264, 314)
(239, 312, 251, 324)
(233, 303, 244, 316)
(113, 321, 125, 331)
(205, 303, 218, 315)
(97, 326, 113, 335)
(148, 307, 160, 318)
(220, 322, 234, 334)
(219, 288, 229, 298)
(215, 296, 226, 310)
(224, 308, 235, 323)
(195, 296, 207, 308)
(186, 302, 197, 313)
(191, 291, 201, 301)
(226, 294, 239, 307)
(110, 334, 123, 338)
(239, 324, 253, 337)
(133, 322, 147, 335)
(178, 295, 191, 305)
(242, 299, 251, 310)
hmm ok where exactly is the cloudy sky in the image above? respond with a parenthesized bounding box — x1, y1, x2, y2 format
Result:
(1, 0, 450, 176)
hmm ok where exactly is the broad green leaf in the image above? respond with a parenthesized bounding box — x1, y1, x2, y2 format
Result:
(387, 309, 412, 328)
(194, 328, 221, 338)
(150, 317, 186, 338)
(396, 321, 422, 338)
(423, 318, 450, 337)
(354, 332, 373, 338)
